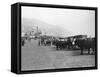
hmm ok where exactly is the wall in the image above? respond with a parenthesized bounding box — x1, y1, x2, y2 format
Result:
(0, 0, 99, 77)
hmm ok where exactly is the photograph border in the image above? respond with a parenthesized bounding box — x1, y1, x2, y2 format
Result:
(11, 2, 98, 74)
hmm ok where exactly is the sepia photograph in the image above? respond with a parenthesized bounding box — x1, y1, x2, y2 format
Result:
(21, 5, 96, 71)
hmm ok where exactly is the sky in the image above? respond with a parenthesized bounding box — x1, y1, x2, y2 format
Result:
(21, 6, 95, 37)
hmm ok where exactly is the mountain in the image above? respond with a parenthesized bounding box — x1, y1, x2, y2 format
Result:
(22, 18, 74, 37)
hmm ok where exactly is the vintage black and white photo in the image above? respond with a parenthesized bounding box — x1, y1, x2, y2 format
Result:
(21, 6, 96, 71)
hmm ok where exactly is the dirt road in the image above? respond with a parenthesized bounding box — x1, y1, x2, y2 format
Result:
(21, 39, 95, 70)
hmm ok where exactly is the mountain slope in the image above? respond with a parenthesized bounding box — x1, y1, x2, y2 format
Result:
(22, 18, 74, 37)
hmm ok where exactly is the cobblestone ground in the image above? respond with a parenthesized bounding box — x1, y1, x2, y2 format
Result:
(21, 39, 95, 71)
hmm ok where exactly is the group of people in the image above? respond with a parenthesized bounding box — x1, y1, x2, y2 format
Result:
(38, 36, 95, 55)
(21, 34, 95, 55)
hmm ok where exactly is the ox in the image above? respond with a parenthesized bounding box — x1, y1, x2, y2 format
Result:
(74, 38, 95, 55)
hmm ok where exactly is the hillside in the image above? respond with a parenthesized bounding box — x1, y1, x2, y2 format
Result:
(22, 18, 74, 37)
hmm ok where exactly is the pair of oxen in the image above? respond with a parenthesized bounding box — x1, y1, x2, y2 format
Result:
(53, 38, 95, 55)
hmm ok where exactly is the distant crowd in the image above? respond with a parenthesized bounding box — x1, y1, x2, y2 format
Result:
(21, 34, 95, 55)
